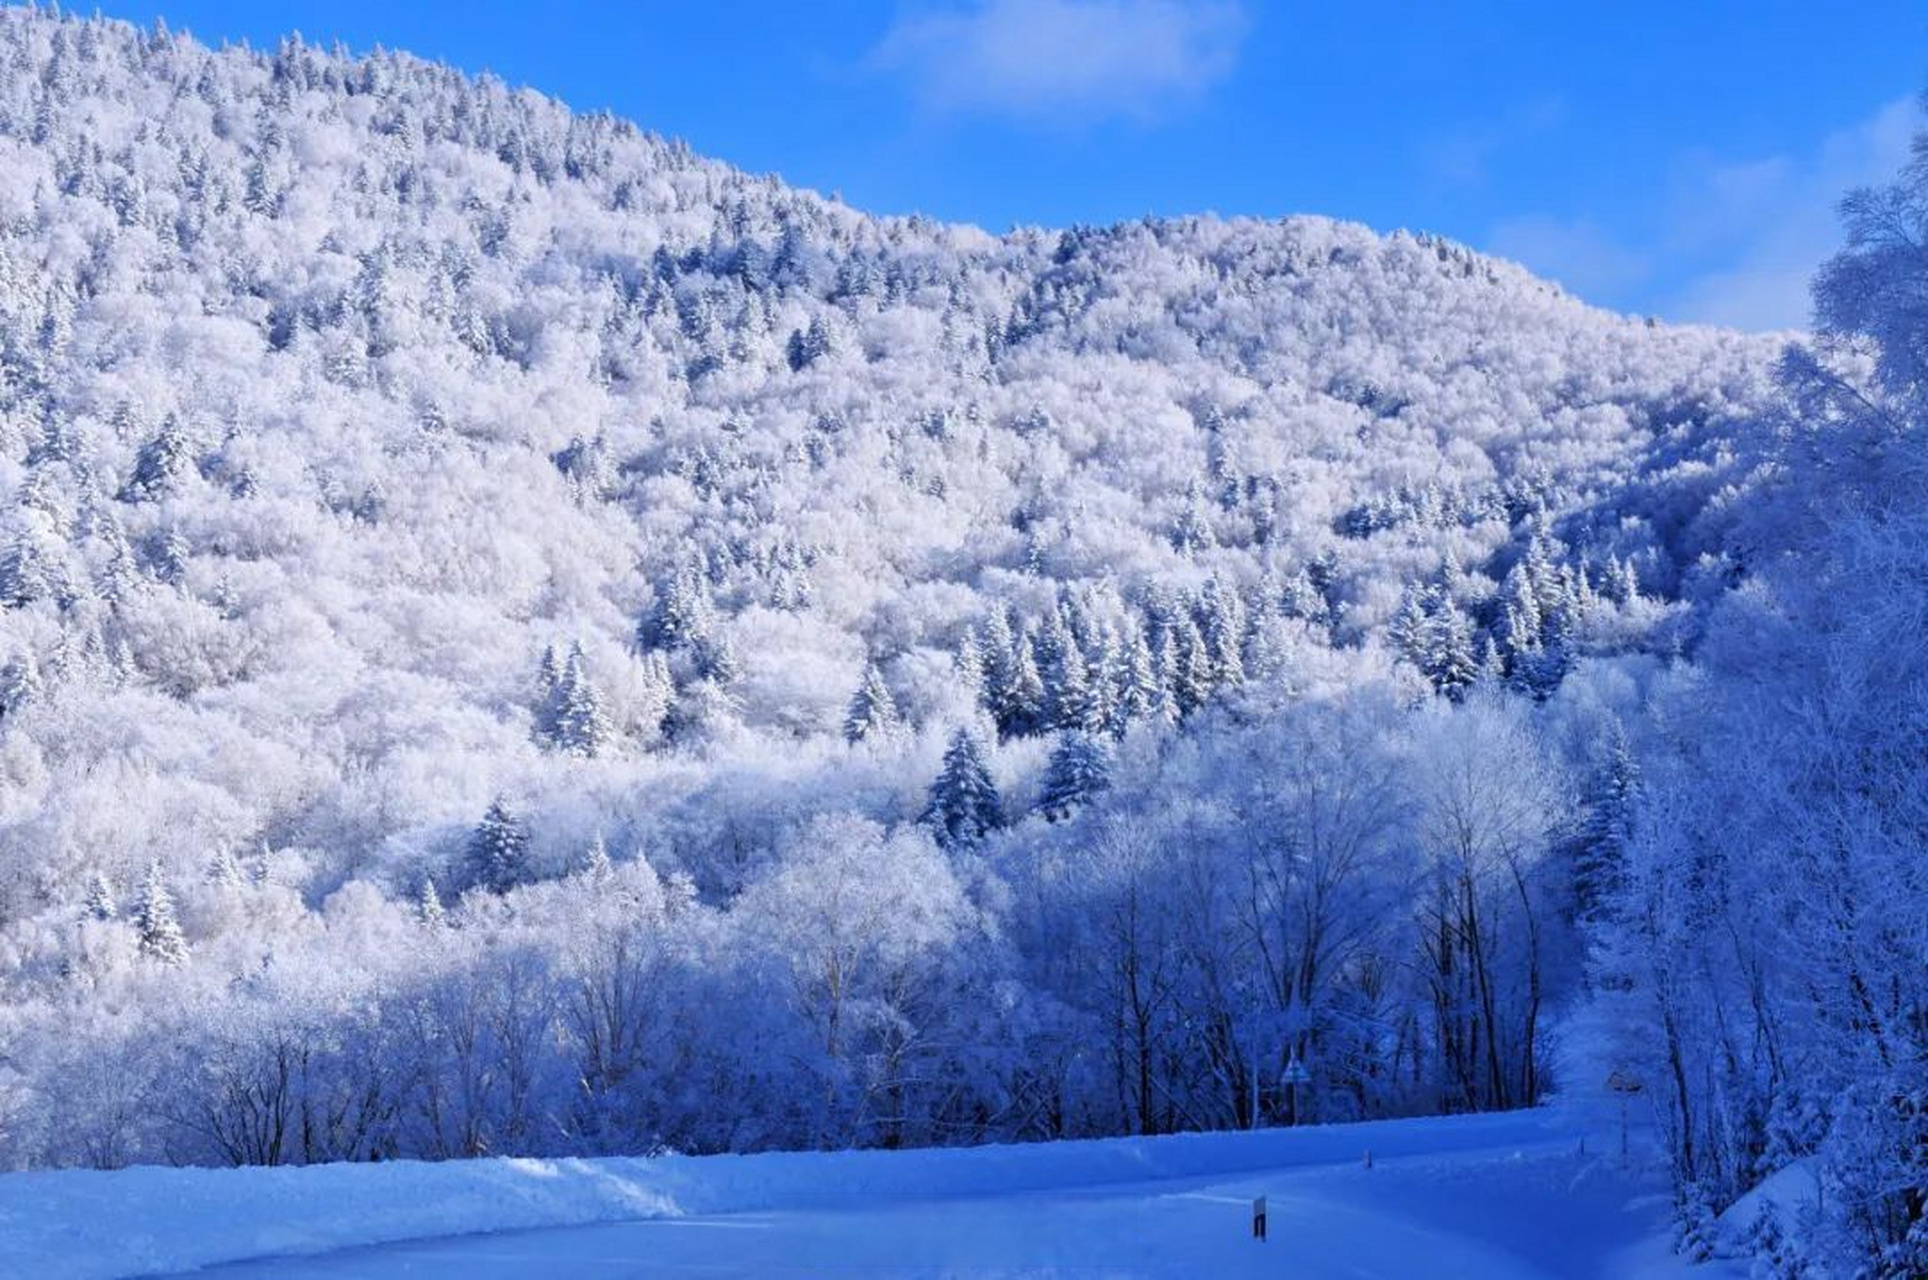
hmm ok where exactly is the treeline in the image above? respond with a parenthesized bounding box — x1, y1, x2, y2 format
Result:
(16, 688, 1604, 1169)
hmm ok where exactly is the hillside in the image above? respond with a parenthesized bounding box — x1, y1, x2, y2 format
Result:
(0, 12, 1772, 901)
(0, 9, 1922, 1276)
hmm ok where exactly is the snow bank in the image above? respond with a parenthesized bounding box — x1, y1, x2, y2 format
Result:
(0, 1108, 1580, 1278)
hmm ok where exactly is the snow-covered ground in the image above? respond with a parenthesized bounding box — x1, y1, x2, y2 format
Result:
(0, 1104, 1736, 1279)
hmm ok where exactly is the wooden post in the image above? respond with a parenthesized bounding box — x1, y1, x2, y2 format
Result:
(1252, 1196, 1267, 1242)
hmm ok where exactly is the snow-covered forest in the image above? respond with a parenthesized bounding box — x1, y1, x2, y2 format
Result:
(0, 8, 1918, 1273)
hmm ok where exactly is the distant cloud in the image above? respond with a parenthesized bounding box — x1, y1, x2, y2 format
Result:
(1486, 214, 1650, 300)
(1485, 97, 1919, 331)
(1665, 97, 1917, 330)
(872, 0, 1248, 124)
(1427, 98, 1567, 189)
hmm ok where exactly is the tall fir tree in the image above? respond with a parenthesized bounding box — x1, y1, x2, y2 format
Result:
(533, 643, 565, 745)
(1171, 618, 1213, 717)
(415, 877, 446, 927)
(468, 797, 530, 894)
(1039, 731, 1111, 821)
(83, 871, 116, 922)
(921, 727, 1002, 851)
(1574, 726, 1638, 925)
(843, 662, 902, 743)
(579, 831, 614, 881)
(134, 861, 187, 964)
(554, 644, 612, 757)
(118, 416, 192, 503)
(0, 650, 39, 720)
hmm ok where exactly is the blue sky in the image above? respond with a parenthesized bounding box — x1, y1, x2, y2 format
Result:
(79, 0, 1928, 329)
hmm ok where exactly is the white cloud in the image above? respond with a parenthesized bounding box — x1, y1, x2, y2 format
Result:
(1486, 214, 1650, 300)
(1427, 98, 1567, 189)
(1481, 98, 1919, 331)
(1666, 97, 1917, 330)
(872, 0, 1247, 124)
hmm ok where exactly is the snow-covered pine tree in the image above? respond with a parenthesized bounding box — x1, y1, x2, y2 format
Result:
(0, 533, 52, 608)
(554, 644, 612, 757)
(1039, 731, 1111, 821)
(1053, 642, 1097, 733)
(117, 416, 193, 503)
(1109, 625, 1170, 734)
(1171, 618, 1213, 716)
(579, 831, 614, 880)
(993, 632, 1046, 739)
(922, 727, 1002, 850)
(1574, 725, 1638, 925)
(415, 877, 445, 927)
(533, 643, 565, 746)
(134, 862, 187, 964)
(467, 797, 530, 894)
(1391, 585, 1430, 668)
(649, 563, 714, 652)
(207, 848, 246, 893)
(1422, 596, 1480, 702)
(151, 529, 190, 586)
(843, 662, 902, 743)
(83, 872, 116, 922)
(0, 651, 39, 720)
(1200, 579, 1247, 688)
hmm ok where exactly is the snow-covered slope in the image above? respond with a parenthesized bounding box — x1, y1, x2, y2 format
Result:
(0, 1106, 1722, 1279)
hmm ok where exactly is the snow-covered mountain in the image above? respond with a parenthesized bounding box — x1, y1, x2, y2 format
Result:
(0, 10, 1920, 1275)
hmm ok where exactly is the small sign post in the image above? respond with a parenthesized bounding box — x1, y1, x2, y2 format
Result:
(1281, 1056, 1312, 1126)
(1606, 1071, 1644, 1167)
(1252, 1195, 1267, 1242)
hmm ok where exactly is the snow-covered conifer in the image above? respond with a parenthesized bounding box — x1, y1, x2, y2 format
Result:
(467, 797, 530, 894)
(1039, 731, 1111, 820)
(922, 728, 1002, 851)
(134, 862, 187, 964)
(843, 662, 902, 743)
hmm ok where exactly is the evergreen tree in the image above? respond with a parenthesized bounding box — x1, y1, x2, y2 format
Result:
(647, 563, 713, 652)
(1498, 563, 1544, 659)
(1200, 579, 1247, 688)
(786, 315, 833, 371)
(1422, 596, 1480, 702)
(134, 861, 187, 964)
(1109, 626, 1170, 733)
(152, 529, 191, 586)
(1391, 585, 1430, 666)
(1171, 618, 1213, 716)
(579, 831, 614, 880)
(955, 626, 985, 699)
(1171, 479, 1216, 552)
(975, 609, 1016, 725)
(0, 651, 40, 721)
(921, 728, 1002, 851)
(695, 633, 739, 685)
(533, 643, 565, 745)
(1082, 629, 1122, 735)
(987, 628, 1046, 738)
(1053, 642, 1099, 733)
(118, 416, 192, 502)
(0, 533, 52, 608)
(415, 877, 445, 927)
(1039, 731, 1111, 820)
(83, 872, 116, 922)
(554, 644, 612, 757)
(1574, 726, 1638, 925)
(468, 797, 529, 893)
(207, 848, 246, 893)
(843, 662, 902, 743)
